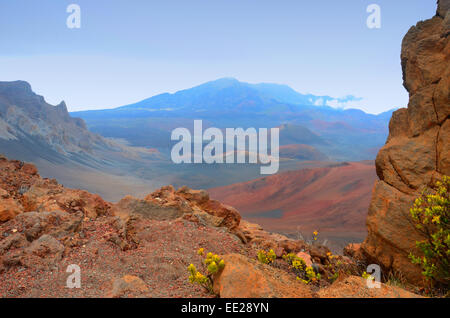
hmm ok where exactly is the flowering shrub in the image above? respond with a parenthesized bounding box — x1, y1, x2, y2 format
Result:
(188, 249, 225, 293)
(205, 252, 225, 275)
(362, 271, 374, 281)
(257, 249, 276, 264)
(322, 251, 355, 283)
(283, 253, 306, 271)
(312, 230, 318, 242)
(188, 264, 210, 289)
(283, 252, 321, 284)
(409, 176, 449, 289)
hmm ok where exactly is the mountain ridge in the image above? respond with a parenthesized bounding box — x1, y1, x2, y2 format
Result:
(71, 78, 394, 162)
(73, 77, 396, 116)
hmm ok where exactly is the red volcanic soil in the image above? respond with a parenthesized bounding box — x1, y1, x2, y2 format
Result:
(279, 144, 328, 161)
(209, 161, 377, 249)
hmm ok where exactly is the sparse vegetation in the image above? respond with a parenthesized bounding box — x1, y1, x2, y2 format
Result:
(188, 249, 225, 294)
(408, 176, 449, 292)
(296, 228, 321, 245)
(385, 270, 408, 290)
(282, 253, 321, 284)
(322, 251, 356, 283)
(362, 271, 374, 281)
(257, 249, 276, 264)
(312, 230, 318, 242)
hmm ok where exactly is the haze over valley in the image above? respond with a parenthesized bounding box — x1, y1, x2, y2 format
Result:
(0, 78, 395, 248)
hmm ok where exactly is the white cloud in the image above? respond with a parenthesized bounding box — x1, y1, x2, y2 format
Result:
(314, 98, 324, 106)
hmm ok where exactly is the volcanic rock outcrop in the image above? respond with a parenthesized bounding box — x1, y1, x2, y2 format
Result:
(212, 253, 313, 298)
(0, 155, 110, 223)
(360, 0, 450, 284)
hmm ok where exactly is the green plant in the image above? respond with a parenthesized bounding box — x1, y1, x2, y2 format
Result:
(188, 264, 210, 291)
(283, 252, 320, 284)
(362, 271, 375, 281)
(328, 272, 339, 283)
(409, 176, 449, 289)
(257, 249, 276, 264)
(188, 249, 225, 293)
(305, 266, 321, 283)
(312, 230, 318, 242)
(385, 270, 408, 289)
(204, 252, 225, 275)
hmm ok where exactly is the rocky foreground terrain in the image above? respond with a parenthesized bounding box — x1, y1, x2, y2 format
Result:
(0, 155, 421, 298)
(0, 0, 447, 299)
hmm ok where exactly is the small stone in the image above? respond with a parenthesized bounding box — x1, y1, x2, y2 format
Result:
(106, 275, 149, 298)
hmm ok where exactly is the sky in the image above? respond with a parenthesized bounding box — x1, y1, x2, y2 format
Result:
(0, 0, 436, 114)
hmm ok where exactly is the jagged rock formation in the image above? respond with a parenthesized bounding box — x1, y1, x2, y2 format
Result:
(0, 81, 114, 155)
(0, 81, 170, 201)
(360, 0, 449, 284)
(0, 155, 110, 223)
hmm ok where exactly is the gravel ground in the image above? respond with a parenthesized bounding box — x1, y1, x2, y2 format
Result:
(0, 216, 249, 298)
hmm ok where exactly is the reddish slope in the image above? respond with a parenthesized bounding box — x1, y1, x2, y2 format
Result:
(209, 161, 376, 247)
(279, 144, 328, 161)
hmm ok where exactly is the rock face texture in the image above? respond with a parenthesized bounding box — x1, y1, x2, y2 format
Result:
(213, 253, 313, 298)
(0, 155, 111, 222)
(317, 276, 423, 298)
(0, 81, 112, 155)
(361, 1, 450, 284)
(106, 275, 150, 298)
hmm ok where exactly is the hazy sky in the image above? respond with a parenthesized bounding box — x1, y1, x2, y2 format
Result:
(0, 0, 436, 113)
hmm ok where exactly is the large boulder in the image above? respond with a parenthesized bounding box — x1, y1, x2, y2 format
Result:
(317, 276, 422, 298)
(9, 210, 83, 241)
(111, 195, 184, 221)
(0, 155, 111, 221)
(144, 185, 241, 230)
(236, 220, 305, 252)
(22, 234, 65, 269)
(0, 197, 23, 222)
(213, 253, 313, 298)
(0, 232, 65, 270)
(361, 1, 450, 285)
(106, 275, 149, 298)
(22, 184, 111, 219)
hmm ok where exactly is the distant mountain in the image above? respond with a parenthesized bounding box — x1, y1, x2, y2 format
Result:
(278, 123, 327, 146)
(72, 78, 394, 161)
(0, 80, 337, 200)
(74, 78, 387, 121)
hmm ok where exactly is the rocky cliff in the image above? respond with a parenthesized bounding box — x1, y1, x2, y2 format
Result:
(360, 0, 449, 284)
(0, 81, 171, 201)
(0, 81, 114, 156)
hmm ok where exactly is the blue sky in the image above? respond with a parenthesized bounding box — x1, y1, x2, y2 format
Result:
(0, 0, 436, 113)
